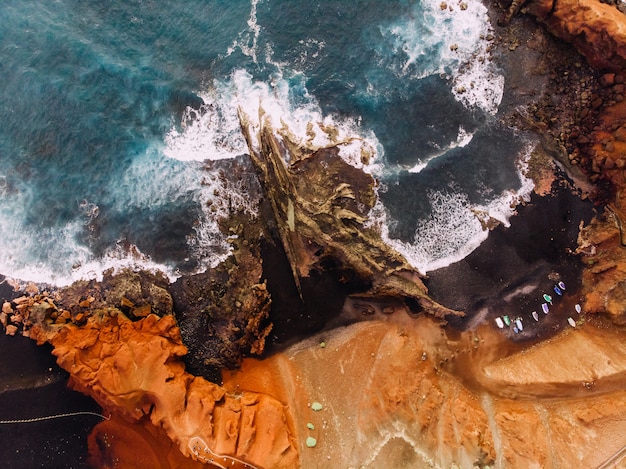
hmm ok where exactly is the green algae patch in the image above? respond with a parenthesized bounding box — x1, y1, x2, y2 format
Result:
(307, 422, 315, 430)
(306, 436, 317, 448)
(311, 402, 323, 411)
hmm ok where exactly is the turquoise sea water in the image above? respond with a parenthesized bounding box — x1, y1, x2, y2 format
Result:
(0, 0, 530, 285)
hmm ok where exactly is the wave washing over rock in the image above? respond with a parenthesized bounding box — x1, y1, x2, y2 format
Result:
(0, 0, 528, 287)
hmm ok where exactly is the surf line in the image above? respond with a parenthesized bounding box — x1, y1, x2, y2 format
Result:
(0, 411, 110, 424)
(189, 436, 260, 469)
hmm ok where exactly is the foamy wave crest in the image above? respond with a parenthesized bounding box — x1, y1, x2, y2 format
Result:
(381, 0, 503, 115)
(113, 148, 235, 274)
(408, 126, 474, 173)
(226, 0, 262, 63)
(165, 69, 382, 172)
(0, 146, 241, 287)
(0, 212, 180, 288)
(370, 148, 535, 273)
(163, 94, 249, 162)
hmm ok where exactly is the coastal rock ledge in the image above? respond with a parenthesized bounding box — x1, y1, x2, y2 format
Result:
(502, 0, 626, 70)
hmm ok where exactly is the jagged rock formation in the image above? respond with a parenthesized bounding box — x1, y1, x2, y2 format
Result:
(238, 108, 462, 319)
(28, 310, 298, 469)
(160, 156, 275, 381)
(577, 212, 626, 324)
(170, 213, 273, 379)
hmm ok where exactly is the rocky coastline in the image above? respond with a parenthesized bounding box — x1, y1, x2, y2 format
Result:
(2, 0, 626, 467)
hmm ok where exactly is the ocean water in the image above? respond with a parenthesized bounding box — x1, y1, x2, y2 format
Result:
(0, 0, 532, 286)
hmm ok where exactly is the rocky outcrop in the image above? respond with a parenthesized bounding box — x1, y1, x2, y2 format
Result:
(238, 108, 462, 319)
(170, 215, 273, 380)
(577, 212, 626, 324)
(502, 0, 626, 70)
(29, 310, 298, 469)
(499, 0, 626, 325)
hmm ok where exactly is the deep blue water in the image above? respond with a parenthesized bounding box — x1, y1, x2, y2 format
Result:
(0, 0, 530, 284)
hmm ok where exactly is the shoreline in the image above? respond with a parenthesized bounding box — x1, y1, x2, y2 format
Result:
(426, 174, 595, 337)
(1, 1, 626, 468)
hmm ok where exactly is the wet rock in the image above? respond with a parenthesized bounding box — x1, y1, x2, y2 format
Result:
(170, 222, 272, 381)
(101, 270, 173, 316)
(521, 0, 626, 70)
(238, 107, 461, 320)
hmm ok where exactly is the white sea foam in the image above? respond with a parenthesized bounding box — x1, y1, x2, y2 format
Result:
(226, 0, 262, 63)
(0, 144, 242, 287)
(165, 69, 382, 173)
(114, 147, 237, 274)
(369, 145, 535, 273)
(186, 163, 260, 273)
(408, 126, 474, 173)
(164, 69, 384, 275)
(381, 0, 503, 115)
(163, 94, 249, 162)
(0, 207, 181, 288)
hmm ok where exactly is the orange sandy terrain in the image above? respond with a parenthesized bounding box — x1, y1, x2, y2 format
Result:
(223, 312, 626, 468)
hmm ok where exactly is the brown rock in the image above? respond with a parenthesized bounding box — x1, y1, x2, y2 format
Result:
(525, 0, 626, 70)
(600, 73, 616, 87)
(72, 312, 86, 325)
(615, 126, 626, 142)
(577, 213, 626, 322)
(5, 324, 18, 336)
(238, 108, 461, 319)
(577, 134, 591, 145)
(10, 313, 23, 324)
(78, 297, 95, 308)
(120, 296, 135, 309)
(13, 296, 30, 305)
(131, 304, 151, 318)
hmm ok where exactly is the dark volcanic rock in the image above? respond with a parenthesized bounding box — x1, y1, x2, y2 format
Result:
(170, 218, 272, 382)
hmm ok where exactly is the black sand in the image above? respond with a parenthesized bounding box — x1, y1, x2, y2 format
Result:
(0, 333, 102, 468)
(425, 177, 596, 339)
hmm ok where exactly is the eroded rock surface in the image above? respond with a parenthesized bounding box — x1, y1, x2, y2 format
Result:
(29, 311, 298, 469)
(577, 213, 626, 323)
